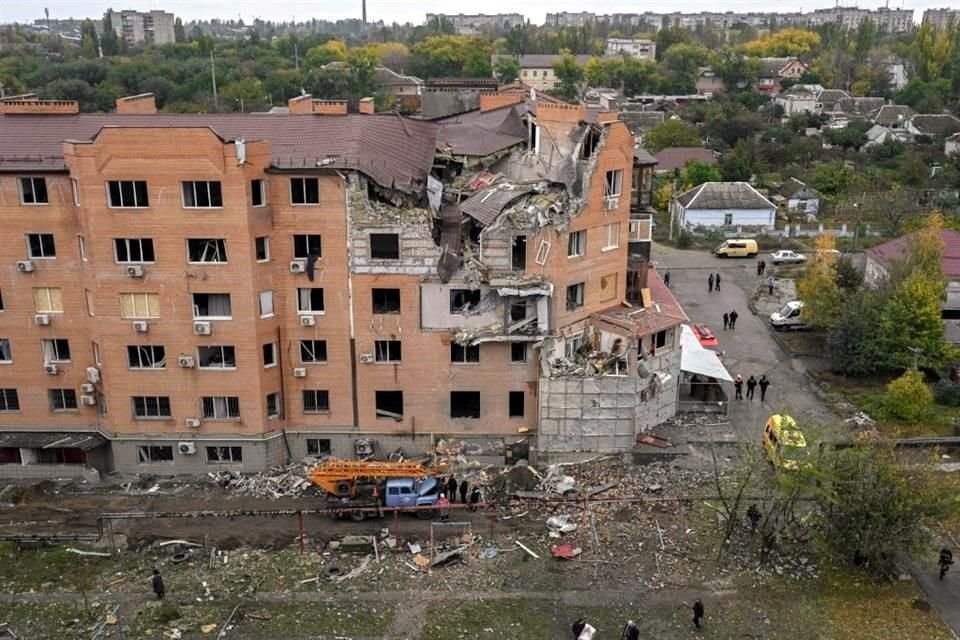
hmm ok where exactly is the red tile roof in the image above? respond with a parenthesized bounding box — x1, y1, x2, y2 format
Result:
(653, 147, 716, 172)
(594, 269, 688, 337)
(866, 229, 960, 279)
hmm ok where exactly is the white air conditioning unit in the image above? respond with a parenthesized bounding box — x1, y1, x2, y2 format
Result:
(44, 363, 59, 375)
(178, 441, 197, 454)
(80, 383, 95, 394)
(292, 367, 307, 378)
(359, 353, 374, 364)
(80, 395, 96, 406)
(290, 260, 306, 273)
(16, 260, 34, 273)
(185, 417, 201, 428)
(86, 367, 101, 383)
(126, 265, 145, 278)
(132, 321, 149, 333)
(34, 314, 50, 326)
(299, 315, 316, 327)
(193, 321, 212, 336)
(604, 196, 620, 211)
(177, 355, 195, 368)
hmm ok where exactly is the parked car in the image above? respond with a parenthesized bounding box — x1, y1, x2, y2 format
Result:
(714, 239, 758, 258)
(763, 414, 808, 470)
(691, 324, 719, 348)
(770, 250, 807, 265)
(769, 300, 806, 330)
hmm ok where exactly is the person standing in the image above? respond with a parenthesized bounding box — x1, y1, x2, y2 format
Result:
(729, 309, 739, 330)
(722, 312, 729, 330)
(447, 476, 458, 503)
(459, 479, 469, 504)
(760, 260, 766, 275)
(437, 493, 450, 521)
(692, 599, 705, 629)
(469, 486, 482, 511)
(734, 375, 743, 400)
(759, 375, 770, 402)
(746, 375, 757, 400)
(622, 620, 640, 640)
(747, 504, 761, 533)
(714, 273, 721, 291)
(757, 260, 763, 276)
(572, 619, 586, 639)
(767, 275, 776, 296)
(664, 271, 671, 288)
(708, 273, 714, 292)
(940, 548, 953, 580)
(151, 568, 165, 600)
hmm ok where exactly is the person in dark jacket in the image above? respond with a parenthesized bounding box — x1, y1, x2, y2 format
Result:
(723, 312, 729, 330)
(693, 599, 705, 629)
(708, 273, 714, 292)
(714, 273, 721, 291)
(734, 375, 743, 400)
(459, 479, 469, 504)
(729, 309, 739, 330)
(447, 476, 458, 503)
(622, 620, 639, 640)
(664, 271, 671, 288)
(746, 375, 757, 400)
(747, 504, 761, 533)
(572, 618, 586, 639)
(469, 486, 482, 511)
(151, 568, 165, 600)
(759, 375, 770, 402)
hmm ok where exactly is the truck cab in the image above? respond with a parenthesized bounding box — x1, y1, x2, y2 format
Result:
(770, 300, 806, 330)
(385, 477, 438, 518)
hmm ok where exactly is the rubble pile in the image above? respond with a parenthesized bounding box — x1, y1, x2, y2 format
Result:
(209, 458, 325, 498)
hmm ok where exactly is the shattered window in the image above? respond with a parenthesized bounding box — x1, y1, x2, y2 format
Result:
(132, 396, 171, 419)
(299, 340, 328, 364)
(259, 290, 274, 317)
(370, 233, 400, 260)
(510, 303, 528, 322)
(565, 332, 587, 360)
(201, 396, 240, 420)
(293, 234, 322, 258)
(372, 288, 401, 314)
(509, 391, 525, 418)
(375, 340, 402, 363)
(511, 235, 527, 271)
(510, 343, 527, 363)
(262, 343, 277, 367)
(303, 391, 330, 415)
(266, 392, 281, 418)
(297, 288, 325, 314)
(19, 177, 49, 205)
(182, 181, 223, 208)
(290, 177, 320, 205)
(605, 169, 624, 197)
(41, 338, 71, 363)
(0, 339, 11, 362)
(450, 391, 481, 419)
(192, 293, 232, 318)
(306, 437, 332, 453)
(206, 446, 242, 463)
(565, 283, 585, 311)
(27, 233, 56, 258)
(197, 345, 237, 369)
(137, 445, 173, 463)
(581, 127, 600, 159)
(567, 231, 586, 258)
(255, 237, 270, 261)
(115, 238, 155, 263)
(449, 289, 482, 314)
(375, 390, 404, 420)
(187, 238, 228, 263)
(107, 180, 149, 208)
(534, 240, 551, 265)
(450, 343, 480, 364)
(126, 345, 166, 369)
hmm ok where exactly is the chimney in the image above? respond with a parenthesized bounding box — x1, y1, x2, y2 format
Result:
(288, 95, 349, 115)
(358, 97, 375, 115)
(0, 97, 79, 115)
(479, 92, 525, 112)
(288, 94, 314, 115)
(116, 93, 157, 114)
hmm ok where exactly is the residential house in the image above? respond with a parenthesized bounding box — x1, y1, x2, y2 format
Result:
(619, 110, 665, 138)
(695, 68, 726, 96)
(490, 54, 594, 92)
(815, 89, 850, 113)
(882, 59, 909, 90)
(906, 114, 960, 138)
(778, 178, 820, 217)
(653, 147, 717, 174)
(774, 84, 822, 116)
(946, 133, 960, 157)
(824, 96, 886, 128)
(756, 57, 809, 95)
(863, 124, 909, 148)
(321, 62, 423, 112)
(671, 182, 777, 230)
(872, 104, 916, 130)
(604, 38, 656, 60)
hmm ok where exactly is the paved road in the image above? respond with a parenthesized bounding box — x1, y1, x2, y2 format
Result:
(652, 243, 834, 444)
(912, 563, 960, 638)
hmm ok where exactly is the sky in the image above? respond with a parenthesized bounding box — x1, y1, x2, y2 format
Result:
(0, 0, 946, 26)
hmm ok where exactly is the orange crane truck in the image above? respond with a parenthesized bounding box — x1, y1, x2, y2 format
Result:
(307, 459, 440, 521)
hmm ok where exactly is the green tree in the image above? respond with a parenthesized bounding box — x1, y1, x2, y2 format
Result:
(493, 57, 520, 84)
(410, 35, 492, 78)
(100, 11, 120, 56)
(621, 58, 656, 95)
(882, 271, 949, 370)
(654, 27, 691, 61)
(643, 119, 701, 153)
(911, 22, 954, 82)
(174, 17, 186, 43)
(552, 50, 583, 100)
(812, 160, 852, 197)
(221, 78, 265, 110)
(80, 19, 99, 59)
(885, 370, 934, 421)
(827, 289, 888, 375)
(304, 40, 346, 69)
(797, 235, 844, 329)
(834, 255, 861, 292)
(682, 160, 721, 187)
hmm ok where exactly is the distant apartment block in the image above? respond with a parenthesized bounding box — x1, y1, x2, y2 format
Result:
(605, 38, 656, 61)
(922, 7, 960, 29)
(545, 12, 598, 28)
(425, 13, 525, 35)
(108, 9, 176, 46)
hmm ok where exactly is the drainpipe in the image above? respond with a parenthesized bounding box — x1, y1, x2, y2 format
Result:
(339, 171, 360, 429)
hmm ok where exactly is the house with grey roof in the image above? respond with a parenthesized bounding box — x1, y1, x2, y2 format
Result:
(778, 178, 821, 216)
(907, 114, 960, 138)
(947, 132, 960, 157)
(490, 54, 595, 92)
(873, 104, 915, 129)
(671, 182, 777, 231)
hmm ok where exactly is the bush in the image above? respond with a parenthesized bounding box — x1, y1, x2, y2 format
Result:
(676, 230, 693, 249)
(933, 379, 960, 406)
(885, 370, 934, 422)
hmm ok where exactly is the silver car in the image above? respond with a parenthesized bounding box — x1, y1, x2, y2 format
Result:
(770, 250, 807, 265)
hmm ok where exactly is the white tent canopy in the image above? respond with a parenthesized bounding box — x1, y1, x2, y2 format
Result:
(680, 325, 733, 382)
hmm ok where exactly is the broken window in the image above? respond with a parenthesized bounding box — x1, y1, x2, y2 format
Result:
(49, 388, 78, 411)
(306, 437, 331, 454)
(652, 328, 674, 354)
(581, 127, 600, 159)
(42, 339, 71, 363)
(19, 177, 48, 204)
(534, 240, 551, 265)
(450, 391, 481, 419)
(372, 288, 401, 314)
(299, 340, 328, 364)
(375, 390, 404, 420)
(375, 340, 402, 363)
(565, 332, 587, 359)
(370, 233, 400, 260)
(510, 303, 528, 322)
(297, 288, 325, 314)
(605, 169, 623, 197)
(115, 238, 155, 263)
(251, 179, 266, 207)
(0, 339, 11, 362)
(126, 345, 166, 369)
(206, 446, 242, 463)
(132, 396, 171, 419)
(137, 445, 173, 463)
(451, 343, 480, 364)
(567, 231, 586, 258)
(511, 343, 527, 363)
(509, 391, 525, 418)
(603, 223, 620, 250)
(202, 396, 240, 420)
(192, 293, 232, 318)
(303, 391, 330, 415)
(108, 180, 149, 208)
(512, 235, 527, 271)
(290, 177, 320, 205)
(262, 343, 277, 367)
(197, 345, 236, 369)
(255, 236, 270, 261)
(266, 392, 281, 418)
(0, 389, 19, 412)
(565, 283, 585, 311)
(182, 181, 223, 208)
(71, 178, 80, 205)
(450, 289, 482, 314)
(187, 238, 228, 263)
(293, 234, 322, 258)
(27, 233, 56, 258)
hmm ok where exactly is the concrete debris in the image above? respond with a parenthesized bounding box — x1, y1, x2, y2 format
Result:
(515, 540, 540, 559)
(546, 515, 578, 534)
(209, 457, 324, 498)
(844, 411, 875, 428)
(200, 624, 217, 634)
(431, 544, 472, 567)
(408, 543, 422, 554)
(489, 462, 542, 498)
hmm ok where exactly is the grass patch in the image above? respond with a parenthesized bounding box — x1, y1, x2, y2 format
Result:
(421, 598, 558, 640)
(0, 602, 87, 638)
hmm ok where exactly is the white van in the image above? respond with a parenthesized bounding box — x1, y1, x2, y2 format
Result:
(770, 300, 806, 330)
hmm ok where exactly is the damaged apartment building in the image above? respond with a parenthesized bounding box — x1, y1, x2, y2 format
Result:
(0, 90, 682, 477)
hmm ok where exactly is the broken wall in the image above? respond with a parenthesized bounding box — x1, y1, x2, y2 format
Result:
(635, 347, 681, 433)
(420, 283, 501, 330)
(537, 376, 639, 452)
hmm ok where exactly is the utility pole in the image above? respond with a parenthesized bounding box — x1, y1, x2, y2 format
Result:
(210, 50, 218, 110)
(294, 42, 299, 72)
(362, 0, 367, 24)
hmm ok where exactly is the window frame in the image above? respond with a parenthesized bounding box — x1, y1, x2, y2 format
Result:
(289, 177, 320, 205)
(509, 390, 525, 418)
(206, 446, 243, 463)
(181, 180, 224, 209)
(372, 288, 401, 314)
(604, 169, 624, 197)
(26, 233, 57, 259)
(34, 287, 64, 314)
(132, 395, 172, 419)
(510, 342, 527, 364)
(297, 288, 326, 315)
(565, 282, 585, 311)
(71, 178, 80, 206)
(603, 222, 620, 251)
(0, 338, 11, 363)
(303, 390, 331, 415)
(106, 180, 149, 209)
(306, 437, 332, 454)
(266, 392, 281, 419)
(126, 345, 166, 369)
(374, 339, 403, 363)
(370, 233, 401, 260)
(375, 390, 404, 420)
(450, 390, 481, 419)
(119, 292, 160, 319)
(186, 238, 228, 264)
(0, 389, 20, 412)
(262, 342, 277, 368)
(449, 289, 482, 314)
(567, 230, 586, 258)
(251, 179, 267, 208)
(41, 338, 71, 363)
(114, 238, 156, 264)
(48, 388, 78, 412)
(259, 290, 275, 318)
(255, 236, 270, 262)
(191, 293, 232, 320)
(18, 177, 49, 205)
(201, 396, 241, 421)
(197, 345, 237, 370)
(450, 342, 480, 364)
(293, 234, 322, 259)
(137, 445, 174, 463)
(299, 339, 328, 364)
